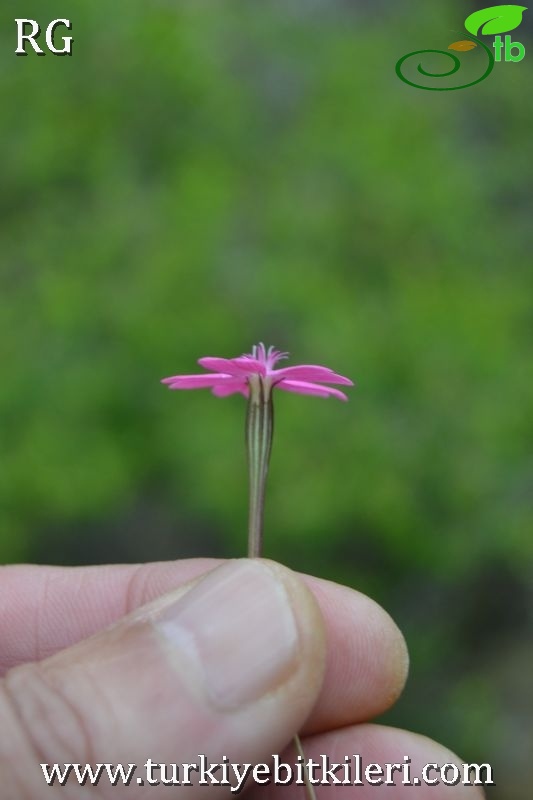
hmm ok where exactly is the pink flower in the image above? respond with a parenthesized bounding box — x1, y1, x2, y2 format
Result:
(161, 343, 354, 401)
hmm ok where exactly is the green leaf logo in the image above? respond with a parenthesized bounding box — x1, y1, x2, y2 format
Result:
(464, 5, 527, 36)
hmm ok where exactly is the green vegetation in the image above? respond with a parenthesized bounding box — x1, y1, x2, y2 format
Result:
(1, 2, 532, 796)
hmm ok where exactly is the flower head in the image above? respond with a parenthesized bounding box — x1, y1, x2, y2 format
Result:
(161, 342, 353, 401)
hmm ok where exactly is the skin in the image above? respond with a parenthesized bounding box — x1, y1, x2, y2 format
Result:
(0, 558, 485, 799)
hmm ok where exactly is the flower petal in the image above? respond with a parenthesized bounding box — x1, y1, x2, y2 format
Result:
(161, 373, 235, 389)
(278, 379, 349, 401)
(198, 356, 266, 377)
(273, 365, 353, 385)
(162, 345, 353, 402)
(212, 380, 249, 398)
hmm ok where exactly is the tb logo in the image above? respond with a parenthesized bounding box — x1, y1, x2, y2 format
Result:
(15, 18, 73, 56)
(396, 4, 527, 90)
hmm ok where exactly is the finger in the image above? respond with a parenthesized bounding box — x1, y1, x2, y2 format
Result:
(0, 559, 220, 671)
(303, 576, 408, 734)
(251, 724, 486, 799)
(0, 560, 326, 799)
(0, 560, 408, 730)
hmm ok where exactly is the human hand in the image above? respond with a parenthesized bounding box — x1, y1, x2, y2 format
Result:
(0, 558, 483, 797)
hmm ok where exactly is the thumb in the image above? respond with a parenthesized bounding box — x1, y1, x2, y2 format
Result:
(1, 559, 326, 798)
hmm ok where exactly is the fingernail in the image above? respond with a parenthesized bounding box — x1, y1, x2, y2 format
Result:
(154, 560, 299, 710)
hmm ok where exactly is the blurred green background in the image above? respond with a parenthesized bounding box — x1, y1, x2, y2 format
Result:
(1, 1, 532, 797)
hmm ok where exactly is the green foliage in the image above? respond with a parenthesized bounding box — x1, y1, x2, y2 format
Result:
(1, 2, 532, 796)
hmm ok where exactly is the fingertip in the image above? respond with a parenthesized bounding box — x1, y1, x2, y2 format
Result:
(301, 579, 410, 732)
(380, 607, 410, 707)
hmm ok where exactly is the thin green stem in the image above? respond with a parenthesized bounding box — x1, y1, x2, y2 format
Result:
(245, 379, 273, 558)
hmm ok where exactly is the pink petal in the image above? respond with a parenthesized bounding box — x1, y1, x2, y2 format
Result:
(273, 365, 353, 385)
(198, 356, 266, 377)
(161, 373, 235, 389)
(278, 379, 349, 401)
(212, 380, 249, 398)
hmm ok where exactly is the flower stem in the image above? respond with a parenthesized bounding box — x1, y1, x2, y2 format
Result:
(245, 379, 273, 558)
(294, 733, 317, 800)
(245, 380, 316, 800)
